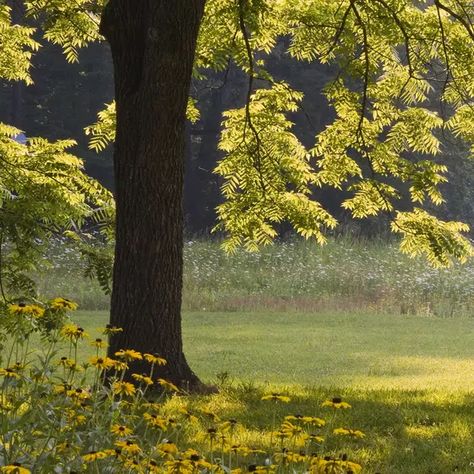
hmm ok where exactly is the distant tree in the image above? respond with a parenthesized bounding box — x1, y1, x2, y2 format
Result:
(2, 1, 474, 388)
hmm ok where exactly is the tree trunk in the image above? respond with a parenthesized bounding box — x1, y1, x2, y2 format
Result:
(100, 0, 206, 390)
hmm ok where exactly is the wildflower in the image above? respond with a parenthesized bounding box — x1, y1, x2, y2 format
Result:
(179, 407, 198, 423)
(261, 393, 291, 402)
(115, 349, 143, 361)
(112, 381, 136, 396)
(109, 359, 128, 371)
(144, 413, 168, 429)
(164, 459, 194, 474)
(49, 297, 78, 311)
(302, 416, 326, 427)
(304, 433, 324, 444)
(8, 303, 44, 317)
(333, 427, 365, 438)
(89, 356, 115, 370)
(0, 368, 20, 379)
(91, 338, 107, 349)
(321, 397, 351, 409)
(1, 464, 31, 474)
(82, 450, 112, 462)
(60, 323, 87, 340)
(157, 441, 178, 457)
(247, 465, 274, 473)
(220, 419, 238, 431)
(111, 424, 133, 437)
(274, 450, 305, 464)
(144, 353, 167, 365)
(102, 324, 123, 335)
(157, 378, 179, 392)
(201, 408, 220, 422)
(115, 440, 142, 455)
(132, 373, 154, 385)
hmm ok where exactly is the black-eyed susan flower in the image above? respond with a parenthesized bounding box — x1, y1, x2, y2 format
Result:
(49, 297, 78, 311)
(261, 393, 290, 402)
(201, 408, 220, 422)
(143, 413, 168, 429)
(60, 323, 88, 340)
(304, 433, 325, 444)
(144, 353, 167, 365)
(114, 349, 142, 361)
(321, 397, 351, 409)
(157, 441, 178, 457)
(111, 424, 133, 437)
(157, 378, 179, 392)
(102, 324, 123, 335)
(89, 356, 115, 370)
(115, 440, 142, 455)
(333, 427, 365, 438)
(112, 381, 136, 396)
(109, 359, 128, 371)
(82, 450, 112, 462)
(0, 368, 20, 379)
(302, 416, 326, 427)
(164, 459, 194, 474)
(8, 303, 44, 317)
(179, 407, 198, 423)
(90, 338, 107, 349)
(1, 464, 31, 473)
(132, 373, 153, 386)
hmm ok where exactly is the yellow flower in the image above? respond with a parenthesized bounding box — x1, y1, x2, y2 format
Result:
(60, 323, 88, 340)
(109, 359, 128, 371)
(132, 373, 154, 385)
(157, 378, 179, 392)
(333, 427, 365, 438)
(304, 433, 325, 444)
(89, 356, 115, 370)
(179, 407, 198, 423)
(91, 338, 107, 349)
(82, 450, 112, 462)
(115, 440, 142, 455)
(49, 297, 78, 311)
(0, 368, 20, 379)
(164, 459, 194, 473)
(261, 393, 291, 402)
(112, 381, 136, 396)
(157, 441, 178, 457)
(321, 397, 351, 409)
(1, 465, 31, 474)
(144, 413, 169, 429)
(8, 303, 44, 317)
(144, 353, 167, 365)
(111, 424, 133, 437)
(102, 324, 123, 335)
(115, 349, 143, 361)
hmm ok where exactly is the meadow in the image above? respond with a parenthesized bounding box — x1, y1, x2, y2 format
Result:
(5, 237, 474, 473)
(36, 237, 474, 317)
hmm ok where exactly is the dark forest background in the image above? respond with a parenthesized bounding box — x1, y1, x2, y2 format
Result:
(1, 41, 473, 236)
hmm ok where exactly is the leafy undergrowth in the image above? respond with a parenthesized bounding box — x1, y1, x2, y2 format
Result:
(1, 303, 474, 473)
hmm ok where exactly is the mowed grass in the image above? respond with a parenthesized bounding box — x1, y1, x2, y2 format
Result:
(74, 310, 474, 390)
(68, 309, 474, 472)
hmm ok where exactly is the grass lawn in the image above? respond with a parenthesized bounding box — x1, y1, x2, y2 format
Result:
(74, 310, 474, 389)
(65, 310, 474, 473)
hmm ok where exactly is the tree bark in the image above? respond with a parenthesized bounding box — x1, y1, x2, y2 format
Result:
(100, 0, 206, 390)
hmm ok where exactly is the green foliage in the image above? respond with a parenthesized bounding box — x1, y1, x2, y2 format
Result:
(0, 122, 114, 299)
(0, 4, 39, 83)
(3, 0, 474, 267)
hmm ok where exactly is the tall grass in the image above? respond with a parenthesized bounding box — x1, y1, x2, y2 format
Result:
(35, 236, 474, 317)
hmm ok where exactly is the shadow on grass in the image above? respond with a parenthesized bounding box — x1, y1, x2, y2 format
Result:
(180, 384, 474, 474)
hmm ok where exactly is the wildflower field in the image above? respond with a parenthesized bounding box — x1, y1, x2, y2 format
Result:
(2, 237, 473, 473)
(36, 237, 474, 317)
